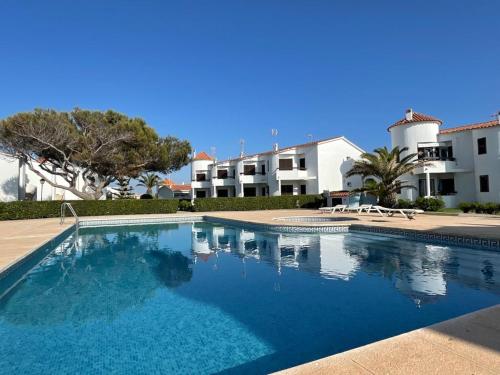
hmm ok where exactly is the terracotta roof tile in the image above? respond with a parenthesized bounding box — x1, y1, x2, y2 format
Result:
(162, 179, 191, 191)
(192, 151, 213, 161)
(439, 119, 499, 134)
(388, 112, 442, 131)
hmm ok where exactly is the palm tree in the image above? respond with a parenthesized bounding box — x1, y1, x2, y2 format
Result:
(137, 172, 160, 196)
(345, 146, 426, 207)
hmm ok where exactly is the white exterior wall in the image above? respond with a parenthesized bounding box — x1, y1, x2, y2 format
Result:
(0, 154, 20, 201)
(0, 153, 90, 201)
(390, 121, 440, 157)
(316, 138, 363, 193)
(471, 127, 500, 202)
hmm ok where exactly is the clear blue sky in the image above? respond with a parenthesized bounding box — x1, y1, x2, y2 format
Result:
(1, 0, 499, 183)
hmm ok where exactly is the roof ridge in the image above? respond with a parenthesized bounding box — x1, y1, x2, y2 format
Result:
(440, 119, 498, 134)
(387, 111, 442, 131)
(215, 135, 344, 164)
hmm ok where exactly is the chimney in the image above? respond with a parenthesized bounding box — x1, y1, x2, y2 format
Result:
(405, 108, 413, 121)
(273, 143, 279, 152)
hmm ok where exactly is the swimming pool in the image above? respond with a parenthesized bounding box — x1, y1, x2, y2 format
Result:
(0, 221, 499, 374)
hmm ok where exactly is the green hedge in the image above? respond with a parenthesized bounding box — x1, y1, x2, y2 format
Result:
(0, 199, 179, 220)
(458, 202, 500, 214)
(193, 195, 323, 212)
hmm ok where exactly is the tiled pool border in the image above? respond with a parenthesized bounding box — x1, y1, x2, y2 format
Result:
(205, 216, 500, 251)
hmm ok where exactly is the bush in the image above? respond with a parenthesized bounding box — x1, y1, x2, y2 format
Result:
(0, 199, 179, 220)
(482, 202, 498, 214)
(458, 202, 474, 213)
(396, 198, 415, 209)
(140, 194, 153, 199)
(178, 199, 194, 212)
(415, 196, 445, 212)
(193, 195, 323, 212)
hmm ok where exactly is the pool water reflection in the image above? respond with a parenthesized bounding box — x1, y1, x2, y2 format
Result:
(0, 222, 499, 374)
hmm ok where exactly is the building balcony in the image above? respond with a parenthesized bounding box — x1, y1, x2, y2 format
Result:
(414, 160, 471, 174)
(277, 168, 315, 181)
(239, 173, 268, 184)
(191, 180, 212, 189)
(211, 176, 236, 187)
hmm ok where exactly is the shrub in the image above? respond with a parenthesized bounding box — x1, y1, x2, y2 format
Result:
(482, 202, 498, 214)
(0, 199, 179, 220)
(457, 201, 500, 214)
(415, 196, 445, 212)
(458, 202, 474, 213)
(140, 194, 153, 199)
(193, 195, 323, 212)
(396, 198, 415, 209)
(178, 199, 194, 212)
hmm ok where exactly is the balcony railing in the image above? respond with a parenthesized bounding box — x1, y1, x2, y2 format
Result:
(417, 156, 456, 162)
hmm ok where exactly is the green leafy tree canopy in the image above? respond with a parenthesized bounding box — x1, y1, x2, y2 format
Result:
(0, 108, 191, 200)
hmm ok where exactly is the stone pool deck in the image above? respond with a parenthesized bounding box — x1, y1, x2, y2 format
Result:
(276, 304, 500, 375)
(1, 209, 499, 373)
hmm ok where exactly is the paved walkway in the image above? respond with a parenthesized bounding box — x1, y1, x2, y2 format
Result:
(0, 210, 499, 374)
(276, 305, 500, 375)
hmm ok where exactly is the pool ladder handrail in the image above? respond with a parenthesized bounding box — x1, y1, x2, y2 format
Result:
(60, 202, 79, 229)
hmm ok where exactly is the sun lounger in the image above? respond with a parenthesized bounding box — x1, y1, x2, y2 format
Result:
(354, 204, 372, 214)
(318, 204, 348, 213)
(368, 205, 424, 220)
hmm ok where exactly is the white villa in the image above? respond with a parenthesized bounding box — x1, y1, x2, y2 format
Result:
(190, 136, 365, 199)
(390, 109, 500, 207)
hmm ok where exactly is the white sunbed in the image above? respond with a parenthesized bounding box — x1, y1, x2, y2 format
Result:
(352, 204, 372, 214)
(368, 205, 424, 220)
(319, 204, 347, 213)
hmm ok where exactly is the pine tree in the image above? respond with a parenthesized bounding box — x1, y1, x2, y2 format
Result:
(113, 177, 135, 199)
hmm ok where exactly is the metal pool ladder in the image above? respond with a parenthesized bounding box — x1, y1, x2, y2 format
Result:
(60, 202, 79, 229)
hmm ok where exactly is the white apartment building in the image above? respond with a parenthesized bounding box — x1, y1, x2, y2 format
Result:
(390, 109, 500, 207)
(190, 136, 364, 198)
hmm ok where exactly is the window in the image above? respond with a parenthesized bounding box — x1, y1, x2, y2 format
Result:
(279, 158, 293, 170)
(281, 184, 294, 195)
(196, 190, 206, 198)
(217, 189, 228, 197)
(196, 173, 206, 181)
(244, 187, 256, 197)
(261, 164, 266, 175)
(300, 184, 306, 195)
(243, 164, 256, 175)
(480, 175, 489, 193)
(438, 178, 455, 195)
(217, 169, 228, 179)
(478, 137, 487, 155)
(419, 179, 436, 196)
(299, 158, 306, 170)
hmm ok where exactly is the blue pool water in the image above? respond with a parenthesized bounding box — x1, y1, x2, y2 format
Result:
(0, 221, 499, 374)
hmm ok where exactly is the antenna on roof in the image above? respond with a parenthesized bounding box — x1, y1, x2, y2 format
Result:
(271, 129, 279, 152)
(307, 134, 313, 142)
(239, 139, 245, 157)
(493, 111, 500, 125)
